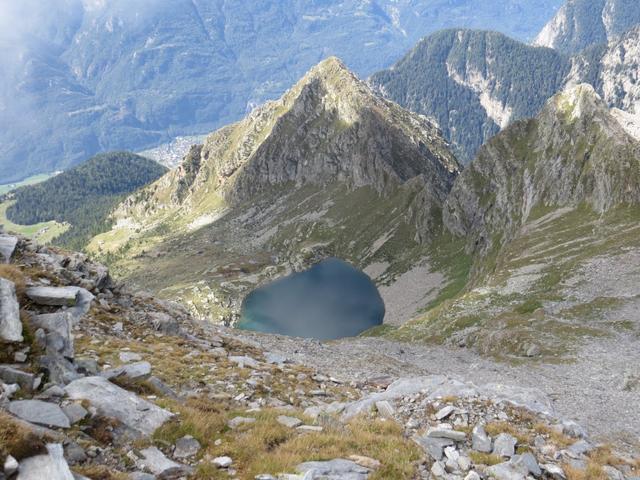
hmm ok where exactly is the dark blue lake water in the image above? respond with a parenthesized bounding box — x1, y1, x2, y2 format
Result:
(237, 258, 385, 340)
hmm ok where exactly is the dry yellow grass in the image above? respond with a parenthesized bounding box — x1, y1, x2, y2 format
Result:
(0, 264, 26, 299)
(485, 421, 532, 445)
(0, 413, 46, 462)
(468, 451, 503, 466)
(563, 462, 608, 480)
(532, 423, 574, 448)
(209, 414, 421, 480)
(153, 398, 421, 480)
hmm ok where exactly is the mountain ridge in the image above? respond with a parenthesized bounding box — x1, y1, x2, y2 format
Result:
(533, 0, 640, 54)
(89, 58, 464, 326)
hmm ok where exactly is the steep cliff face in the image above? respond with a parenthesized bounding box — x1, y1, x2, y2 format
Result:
(90, 58, 464, 326)
(444, 84, 640, 257)
(370, 29, 571, 163)
(566, 26, 640, 116)
(533, 0, 640, 54)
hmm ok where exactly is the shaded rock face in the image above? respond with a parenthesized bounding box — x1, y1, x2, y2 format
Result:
(444, 84, 640, 257)
(0, 235, 18, 263)
(533, 0, 640, 55)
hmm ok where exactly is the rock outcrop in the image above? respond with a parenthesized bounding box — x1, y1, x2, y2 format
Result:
(444, 84, 640, 257)
(0, 278, 22, 342)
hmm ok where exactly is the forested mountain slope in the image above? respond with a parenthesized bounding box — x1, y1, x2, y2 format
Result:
(3, 152, 167, 249)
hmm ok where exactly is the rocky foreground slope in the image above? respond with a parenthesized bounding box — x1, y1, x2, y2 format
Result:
(0, 232, 638, 479)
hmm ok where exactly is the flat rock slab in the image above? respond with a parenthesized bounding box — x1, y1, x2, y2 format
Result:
(486, 461, 529, 480)
(0, 235, 18, 263)
(0, 278, 23, 342)
(9, 400, 70, 429)
(277, 415, 303, 428)
(173, 435, 201, 459)
(228, 355, 260, 369)
(101, 361, 152, 381)
(297, 459, 370, 479)
(65, 376, 173, 438)
(26, 286, 80, 307)
(138, 446, 192, 478)
(15, 444, 74, 480)
(0, 365, 38, 391)
(413, 435, 454, 461)
(342, 375, 554, 420)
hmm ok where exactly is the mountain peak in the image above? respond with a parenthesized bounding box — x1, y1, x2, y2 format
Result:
(550, 84, 604, 122)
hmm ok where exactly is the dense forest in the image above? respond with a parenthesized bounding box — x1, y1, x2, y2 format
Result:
(5, 152, 167, 250)
(370, 29, 571, 163)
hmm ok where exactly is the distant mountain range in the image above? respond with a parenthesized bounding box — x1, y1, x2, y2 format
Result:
(0, 0, 565, 182)
(533, 0, 640, 54)
(371, 22, 640, 162)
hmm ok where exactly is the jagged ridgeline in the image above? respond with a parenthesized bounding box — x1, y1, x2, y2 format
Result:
(3, 152, 167, 250)
(392, 85, 640, 359)
(90, 57, 465, 326)
(533, 0, 640, 54)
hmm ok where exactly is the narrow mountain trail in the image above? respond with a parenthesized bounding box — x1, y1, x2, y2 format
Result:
(230, 328, 640, 454)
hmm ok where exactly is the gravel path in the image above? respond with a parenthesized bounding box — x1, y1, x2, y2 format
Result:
(229, 328, 640, 453)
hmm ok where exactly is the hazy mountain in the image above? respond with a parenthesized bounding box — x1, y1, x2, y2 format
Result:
(372, 24, 640, 162)
(0, 0, 564, 183)
(533, 0, 640, 54)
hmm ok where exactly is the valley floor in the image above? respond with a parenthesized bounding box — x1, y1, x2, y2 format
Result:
(231, 328, 640, 454)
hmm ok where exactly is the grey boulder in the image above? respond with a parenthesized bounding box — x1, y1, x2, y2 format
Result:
(472, 424, 492, 453)
(493, 433, 517, 457)
(0, 235, 18, 263)
(65, 376, 173, 438)
(9, 400, 70, 429)
(137, 447, 192, 479)
(0, 278, 22, 342)
(101, 361, 152, 381)
(297, 458, 371, 479)
(173, 435, 201, 459)
(29, 312, 74, 358)
(486, 461, 529, 480)
(0, 365, 38, 391)
(15, 443, 74, 480)
(413, 435, 454, 461)
(62, 403, 88, 424)
(26, 286, 81, 307)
